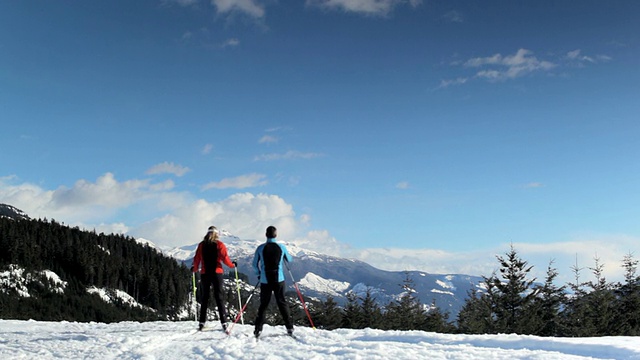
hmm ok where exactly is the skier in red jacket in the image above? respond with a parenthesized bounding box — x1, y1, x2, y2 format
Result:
(192, 226, 236, 332)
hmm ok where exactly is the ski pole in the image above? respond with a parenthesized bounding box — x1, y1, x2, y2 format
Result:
(285, 261, 316, 329)
(191, 272, 197, 322)
(226, 279, 261, 335)
(234, 263, 244, 324)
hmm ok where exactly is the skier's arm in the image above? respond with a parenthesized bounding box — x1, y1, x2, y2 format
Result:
(192, 243, 203, 272)
(219, 242, 234, 268)
(252, 246, 262, 276)
(282, 244, 293, 264)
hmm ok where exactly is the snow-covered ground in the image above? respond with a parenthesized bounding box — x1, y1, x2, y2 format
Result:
(1, 320, 638, 359)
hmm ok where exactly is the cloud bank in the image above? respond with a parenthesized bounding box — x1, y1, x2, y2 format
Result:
(1, 173, 636, 283)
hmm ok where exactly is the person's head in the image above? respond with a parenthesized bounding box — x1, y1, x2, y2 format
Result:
(204, 226, 220, 242)
(266, 226, 277, 239)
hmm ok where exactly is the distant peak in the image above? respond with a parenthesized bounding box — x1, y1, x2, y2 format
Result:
(0, 204, 30, 220)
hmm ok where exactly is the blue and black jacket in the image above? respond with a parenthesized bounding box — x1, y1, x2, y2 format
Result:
(252, 238, 292, 284)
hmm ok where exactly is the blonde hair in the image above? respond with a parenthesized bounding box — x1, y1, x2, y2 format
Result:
(203, 226, 220, 243)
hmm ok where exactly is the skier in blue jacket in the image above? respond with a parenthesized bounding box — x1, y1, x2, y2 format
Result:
(252, 225, 294, 338)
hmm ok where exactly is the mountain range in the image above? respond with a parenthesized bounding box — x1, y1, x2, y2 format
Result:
(159, 230, 485, 317)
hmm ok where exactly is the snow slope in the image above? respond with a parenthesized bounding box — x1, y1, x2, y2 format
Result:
(1, 320, 638, 360)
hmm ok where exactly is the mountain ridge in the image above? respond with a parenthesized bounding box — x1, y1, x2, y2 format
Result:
(0, 204, 29, 220)
(164, 230, 484, 316)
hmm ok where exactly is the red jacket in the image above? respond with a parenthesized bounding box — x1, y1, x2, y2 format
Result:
(192, 240, 234, 274)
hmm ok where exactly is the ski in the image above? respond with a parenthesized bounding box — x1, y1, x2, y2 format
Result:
(196, 326, 228, 333)
(253, 332, 299, 341)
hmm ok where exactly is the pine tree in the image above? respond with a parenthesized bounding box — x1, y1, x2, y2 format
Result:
(490, 245, 538, 334)
(341, 292, 362, 329)
(314, 295, 343, 330)
(457, 289, 487, 334)
(421, 300, 455, 333)
(563, 256, 591, 336)
(359, 287, 383, 329)
(530, 260, 566, 336)
(384, 273, 424, 330)
(584, 256, 616, 335)
(613, 253, 640, 335)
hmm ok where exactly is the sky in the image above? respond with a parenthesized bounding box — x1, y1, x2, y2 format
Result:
(2, 320, 640, 360)
(1, 0, 640, 284)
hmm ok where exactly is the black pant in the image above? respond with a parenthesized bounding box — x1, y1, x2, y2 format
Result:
(254, 281, 293, 331)
(199, 273, 227, 324)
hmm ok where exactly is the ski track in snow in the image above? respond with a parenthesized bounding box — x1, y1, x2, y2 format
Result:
(1, 320, 639, 360)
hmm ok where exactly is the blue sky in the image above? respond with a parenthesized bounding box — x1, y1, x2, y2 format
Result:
(2, 0, 639, 283)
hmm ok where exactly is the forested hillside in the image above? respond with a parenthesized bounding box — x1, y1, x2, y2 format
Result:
(0, 216, 191, 322)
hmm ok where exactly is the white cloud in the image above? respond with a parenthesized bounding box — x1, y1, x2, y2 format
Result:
(2, 174, 637, 283)
(465, 49, 556, 81)
(212, 0, 265, 18)
(0, 174, 303, 248)
(202, 144, 213, 155)
(396, 181, 410, 189)
(443, 10, 463, 23)
(292, 229, 351, 255)
(146, 162, 190, 177)
(523, 182, 544, 188)
(597, 55, 613, 62)
(566, 49, 583, 60)
(78, 222, 130, 235)
(163, 0, 199, 6)
(306, 0, 422, 16)
(134, 193, 300, 246)
(511, 236, 640, 284)
(222, 38, 240, 48)
(565, 49, 612, 65)
(0, 173, 177, 224)
(438, 77, 468, 88)
(259, 135, 278, 144)
(202, 173, 268, 190)
(336, 236, 640, 284)
(254, 150, 324, 161)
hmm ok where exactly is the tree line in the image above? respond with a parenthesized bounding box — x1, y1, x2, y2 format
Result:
(308, 245, 640, 337)
(2, 217, 639, 336)
(455, 246, 640, 336)
(1, 217, 191, 322)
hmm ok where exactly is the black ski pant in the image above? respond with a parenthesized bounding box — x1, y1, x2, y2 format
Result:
(254, 281, 293, 332)
(199, 272, 227, 324)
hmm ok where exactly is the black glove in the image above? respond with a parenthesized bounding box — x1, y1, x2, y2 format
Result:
(232, 261, 238, 268)
(190, 266, 194, 272)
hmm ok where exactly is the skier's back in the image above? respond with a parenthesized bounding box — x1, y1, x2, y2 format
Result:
(252, 226, 294, 337)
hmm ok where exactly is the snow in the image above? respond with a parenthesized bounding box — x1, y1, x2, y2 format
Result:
(162, 232, 261, 262)
(86, 287, 155, 312)
(0, 265, 31, 297)
(430, 289, 455, 296)
(298, 273, 350, 297)
(97, 245, 111, 255)
(1, 320, 639, 360)
(350, 283, 385, 298)
(41, 270, 67, 294)
(0, 265, 67, 297)
(136, 237, 161, 250)
(436, 279, 456, 290)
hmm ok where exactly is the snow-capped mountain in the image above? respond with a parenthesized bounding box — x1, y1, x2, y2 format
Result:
(161, 230, 484, 317)
(0, 204, 29, 220)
